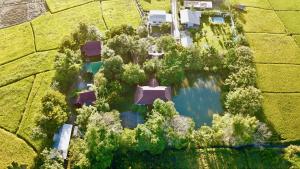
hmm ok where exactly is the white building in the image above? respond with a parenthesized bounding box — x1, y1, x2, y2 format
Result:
(53, 124, 73, 159)
(184, 1, 213, 9)
(180, 9, 201, 28)
(148, 10, 172, 26)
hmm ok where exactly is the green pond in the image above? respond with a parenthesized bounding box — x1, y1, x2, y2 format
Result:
(173, 75, 223, 128)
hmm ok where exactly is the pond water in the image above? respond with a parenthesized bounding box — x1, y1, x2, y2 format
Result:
(172, 76, 223, 128)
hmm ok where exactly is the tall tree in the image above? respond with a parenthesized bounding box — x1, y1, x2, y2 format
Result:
(103, 55, 124, 80)
(122, 63, 146, 85)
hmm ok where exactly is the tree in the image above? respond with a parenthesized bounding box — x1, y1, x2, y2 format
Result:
(225, 87, 262, 116)
(85, 111, 122, 169)
(69, 138, 90, 169)
(284, 145, 300, 168)
(152, 99, 178, 119)
(101, 46, 115, 60)
(180, 46, 203, 72)
(143, 57, 161, 75)
(39, 148, 64, 169)
(7, 162, 27, 169)
(166, 115, 195, 149)
(76, 105, 98, 132)
(119, 129, 137, 152)
(136, 112, 166, 154)
(156, 35, 177, 52)
(200, 45, 223, 72)
(160, 23, 171, 34)
(37, 90, 68, 138)
(103, 55, 124, 80)
(105, 24, 136, 39)
(54, 49, 82, 91)
(224, 66, 257, 90)
(193, 125, 215, 147)
(136, 25, 148, 38)
(122, 63, 146, 85)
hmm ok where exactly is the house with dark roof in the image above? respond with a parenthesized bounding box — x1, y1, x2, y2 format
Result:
(53, 124, 73, 160)
(74, 90, 96, 107)
(134, 85, 172, 105)
(80, 41, 101, 59)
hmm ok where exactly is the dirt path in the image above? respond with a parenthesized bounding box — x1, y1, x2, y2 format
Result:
(0, 0, 46, 28)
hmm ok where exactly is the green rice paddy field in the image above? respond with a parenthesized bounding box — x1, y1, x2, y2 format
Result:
(236, 0, 300, 142)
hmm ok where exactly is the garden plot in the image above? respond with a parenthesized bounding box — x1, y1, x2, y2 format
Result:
(32, 2, 106, 51)
(0, 50, 56, 87)
(17, 71, 55, 150)
(239, 7, 285, 33)
(0, 128, 36, 168)
(246, 33, 300, 64)
(46, 0, 94, 13)
(0, 77, 34, 133)
(101, 0, 141, 28)
(262, 93, 300, 141)
(231, 0, 272, 9)
(256, 64, 300, 93)
(268, 0, 300, 10)
(140, 0, 171, 12)
(0, 22, 35, 65)
(276, 11, 300, 34)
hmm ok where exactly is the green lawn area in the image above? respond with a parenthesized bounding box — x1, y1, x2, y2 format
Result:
(262, 93, 300, 141)
(0, 50, 56, 87)
(0, 128, 36, 169)
(0, 22, 35, 65)
(114, 148, 291, 168)
(0, 77, 34, 133)
(256, 64, 300, 93)
(246, 33, 300, 64)
(268, 0, 300, 10)
(294, 35, 300, 47)
(46, 0, 94, 13)
(193, 16, 231, 52)
(239, 7, 285, 33)
(17, 71, 55, 151)
(231, 0, 272, 9)
(32, 2, 106, 51)
(276, 11, 300, 34)
(101, 0, 141, 29)
(140, 0, 171, 12)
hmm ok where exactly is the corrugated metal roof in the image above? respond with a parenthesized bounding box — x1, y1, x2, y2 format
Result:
(53, 124, 73, 159)
(180, 9, 201, 25)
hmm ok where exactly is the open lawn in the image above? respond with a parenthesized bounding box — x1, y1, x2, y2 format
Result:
(294, 35, 300, 47)
(276, 11, 300, 34)
(114, 148, 291, 168)
(32, 2, 106, 51)
(231, 0, 271, 9)
(262, 93, 300, 141)
(17, 71, 55, 150)
(140, 0, 171, 12)
(46, 0, 94, 13)
(0, 22, 35, 65)
(256, 64, 300, 93)
(101, 0, 141, 29)
(0, 77, 34, 133)
(0, 128, 36, 169)
(239, 7, 285, 33)
(246, 33, 300, 64)
(193, 16, 231, 52)
(0, 50, 56, 87)
(268, 0, 300, 10)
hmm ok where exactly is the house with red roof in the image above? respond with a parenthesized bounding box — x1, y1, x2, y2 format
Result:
(80, 41, 101, 59)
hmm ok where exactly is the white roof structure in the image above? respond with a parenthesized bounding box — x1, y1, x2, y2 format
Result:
(181, 32, 193, 47)
(180, 9, 201, 25)
(148, 10, 172, 24)
(184, 1, 213, 9)
(53, 124, 73, 159)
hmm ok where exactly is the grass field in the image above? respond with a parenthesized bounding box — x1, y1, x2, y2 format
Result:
(140, 0, 171, 12)
(101, 0, 141, 28)
(268, 0, 300, 10)
(17, 71, 55, 150)
(246, 33, 300, 64)
(256, 64, 300, 93)
(276, 11, 300, 34)
(294, 35, 300, 47)
(0, 50, 56, 87)
(231, 0, 271, 9)
(262, 93, 300, 141)
(0, 128, 36, 169)
(239, 7, 285, 33)
(0, 77, 34, 133)
(0, 22, 35, 65)
(32, 2, 106, 51)
(46, 0, 94, 13)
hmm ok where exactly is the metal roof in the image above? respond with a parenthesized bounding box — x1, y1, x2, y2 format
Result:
(180, 9, 201, 25)
(53, 124, 73, 159)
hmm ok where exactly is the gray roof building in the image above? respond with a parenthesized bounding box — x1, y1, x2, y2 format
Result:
(180, 9, 201, 28)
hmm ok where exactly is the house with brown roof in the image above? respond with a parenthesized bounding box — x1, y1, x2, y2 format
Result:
(74, 90, 96, 107)
(80, 41, 101, 59)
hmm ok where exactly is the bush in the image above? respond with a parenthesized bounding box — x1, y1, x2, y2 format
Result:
(122, 63, 146, 85)
(225, 66, 257, 90)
